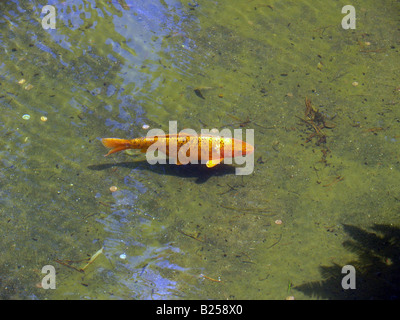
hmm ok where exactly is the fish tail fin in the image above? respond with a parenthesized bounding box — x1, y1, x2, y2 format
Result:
(101, 138, 134, 156)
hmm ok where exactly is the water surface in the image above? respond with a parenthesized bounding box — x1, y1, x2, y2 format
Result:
(1, 0, 399, 299)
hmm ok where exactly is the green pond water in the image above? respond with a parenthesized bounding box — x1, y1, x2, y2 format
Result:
(1, 0, 400, 300)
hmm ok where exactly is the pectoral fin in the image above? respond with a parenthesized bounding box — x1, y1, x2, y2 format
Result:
(206, 158, 223, 168)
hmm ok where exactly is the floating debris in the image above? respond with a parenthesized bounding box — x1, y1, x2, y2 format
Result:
(322, 175, 344, 187)
(220, 204, 275, 216)
(352, 81, 359, 87)
(22, 114, 30, 120)
(364, 127, 383, 133)
(54, 258, 84, 273)
(178, 229, 204, 243)
(297, 97, 336, 146)
(275, 219, 283, 225)
(40, 116, 48, 122)
(194, 86, 213, 99)
(24, 84, 34, 90)
(81, 247, 104, 271)
(18, 79, 26, 85)
(119, 253, 127, 260)
(194, 88, 205, 99)
(109, 186, 118, 192)
(142, 124, 150, 130)
(200, 273, 222, 283)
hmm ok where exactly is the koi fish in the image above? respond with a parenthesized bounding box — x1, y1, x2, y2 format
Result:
(101, 134, 254, 168)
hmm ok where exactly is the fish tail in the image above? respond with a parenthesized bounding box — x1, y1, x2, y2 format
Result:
(101, 138, 134, 156)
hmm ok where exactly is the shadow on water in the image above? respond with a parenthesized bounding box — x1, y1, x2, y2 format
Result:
(88, 161, 237, 184)
(295, 223, 400, 300)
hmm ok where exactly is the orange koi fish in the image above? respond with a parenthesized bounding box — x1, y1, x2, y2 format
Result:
(101, 134, 254, 168)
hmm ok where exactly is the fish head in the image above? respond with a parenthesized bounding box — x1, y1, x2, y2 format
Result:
(225, 138, 254, 157)
(239, 139, 254, 156)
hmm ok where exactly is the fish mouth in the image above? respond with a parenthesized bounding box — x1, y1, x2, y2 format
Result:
(245, 142, 254, 155)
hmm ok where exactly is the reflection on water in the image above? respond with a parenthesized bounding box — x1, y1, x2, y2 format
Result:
(1, 0, 400, 300)
(0, 0, 197, 299)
